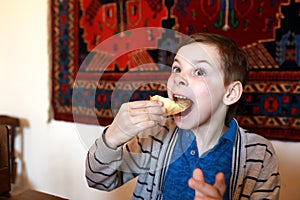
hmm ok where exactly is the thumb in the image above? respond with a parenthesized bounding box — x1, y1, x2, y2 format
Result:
(214, 172, 226, 196)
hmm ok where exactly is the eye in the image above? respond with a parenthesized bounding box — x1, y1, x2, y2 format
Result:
(194, 68, 206, 76)
(171, 65, 181, 73)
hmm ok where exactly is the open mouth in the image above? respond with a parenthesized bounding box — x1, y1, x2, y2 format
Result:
(173, 94, 192, 114)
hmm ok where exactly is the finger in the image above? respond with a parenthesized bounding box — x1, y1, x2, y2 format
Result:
(190, 180, 220, 198)
(214, 172, 226, 196)
(128, 100, 163, 109)
(188, 168, 205, 189)
(130, 113, 163, 125)
(128, 106, 165, 117)
(188, 169, 222, 198)
(133, 114, 168, 135)
(193, 168, 204, 181)
(135, 120, 157, 131)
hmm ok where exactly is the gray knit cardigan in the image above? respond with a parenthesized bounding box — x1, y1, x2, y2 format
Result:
(86, 119, 280, 200)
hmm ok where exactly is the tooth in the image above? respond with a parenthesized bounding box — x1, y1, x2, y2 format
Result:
(174, 94, 187, 99)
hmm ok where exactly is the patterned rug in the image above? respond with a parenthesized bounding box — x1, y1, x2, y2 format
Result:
(50, 0, 300, 141)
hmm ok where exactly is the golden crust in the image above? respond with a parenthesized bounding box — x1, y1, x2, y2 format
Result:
(150, 95, 191, 116)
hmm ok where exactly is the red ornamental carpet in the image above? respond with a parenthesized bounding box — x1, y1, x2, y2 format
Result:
(50, 0, 300, 141)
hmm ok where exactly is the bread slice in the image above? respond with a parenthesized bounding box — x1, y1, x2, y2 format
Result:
(150, 95, 191, 116)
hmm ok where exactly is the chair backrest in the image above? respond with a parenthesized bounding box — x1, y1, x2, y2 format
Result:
(0, 115, 20, 184)
(0, 125, 10, 195)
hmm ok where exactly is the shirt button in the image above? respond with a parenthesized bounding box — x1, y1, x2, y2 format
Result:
(190, 150, 196, 156)
(185, 132, 190, 137)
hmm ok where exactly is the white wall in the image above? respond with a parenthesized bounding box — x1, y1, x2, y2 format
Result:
(0, 0, 299, 199)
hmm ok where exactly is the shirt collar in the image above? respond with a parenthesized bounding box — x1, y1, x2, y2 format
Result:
(220, 119, 237, 143)
(177, 119, 237, 144)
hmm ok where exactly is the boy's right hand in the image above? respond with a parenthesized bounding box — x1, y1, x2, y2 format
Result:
(104, 100, 166, 149)
(188, 168, 226, 200)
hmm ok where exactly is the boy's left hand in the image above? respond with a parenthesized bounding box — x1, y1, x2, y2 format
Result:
(188, 168, 226, 200)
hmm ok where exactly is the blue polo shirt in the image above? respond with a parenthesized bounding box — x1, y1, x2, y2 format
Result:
(162, 120, 237, 200)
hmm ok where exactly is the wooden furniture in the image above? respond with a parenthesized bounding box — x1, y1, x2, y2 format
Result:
(0, 118, 67, 200)
(0, 115, 20, 184)
(0, 189, 67, 200)
(0, 125, 10, 195)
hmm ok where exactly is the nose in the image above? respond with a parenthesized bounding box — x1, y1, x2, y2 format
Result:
(174, 73, 188, 86)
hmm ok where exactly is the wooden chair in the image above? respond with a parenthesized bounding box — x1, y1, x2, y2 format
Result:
(0, 117, 67, 200)
(0, 116, 20, 184)
(0, 125, 10, 195)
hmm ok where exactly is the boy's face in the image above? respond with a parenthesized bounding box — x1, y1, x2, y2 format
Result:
(167, 42, 228, 130)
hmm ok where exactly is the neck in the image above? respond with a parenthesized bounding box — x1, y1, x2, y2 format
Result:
(191, 120, 228, 156)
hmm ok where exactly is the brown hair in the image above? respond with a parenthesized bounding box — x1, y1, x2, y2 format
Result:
(177, 33, 250, 124)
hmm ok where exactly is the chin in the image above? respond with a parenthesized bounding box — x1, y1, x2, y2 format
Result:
(174, 118, 193, 130)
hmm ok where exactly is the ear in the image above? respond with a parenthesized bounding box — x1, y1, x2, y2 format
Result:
(223, 81, 243, 106)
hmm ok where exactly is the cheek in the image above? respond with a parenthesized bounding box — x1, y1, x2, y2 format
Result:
(195, 79, 225, 96)
(194, 93, 212, 111)
(166, 77, 173, 97)
(195, 86, 226, 115)
(166, 76, 172, 87)
(192, 81, 223, 108)
(192, 81, 210, 98)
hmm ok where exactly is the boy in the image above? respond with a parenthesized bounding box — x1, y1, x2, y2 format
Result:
(86, 33, 280, 199)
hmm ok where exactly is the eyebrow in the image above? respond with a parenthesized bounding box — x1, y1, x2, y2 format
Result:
(193, 59, 212, 66)
(174, 57, 213, 67)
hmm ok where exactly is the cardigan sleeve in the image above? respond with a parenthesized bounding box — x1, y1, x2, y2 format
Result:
(240, 132, 280, 200)
(85, 127, 162, 191)
(85, 129, 129, 191)
(85, 119, 178, 199)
